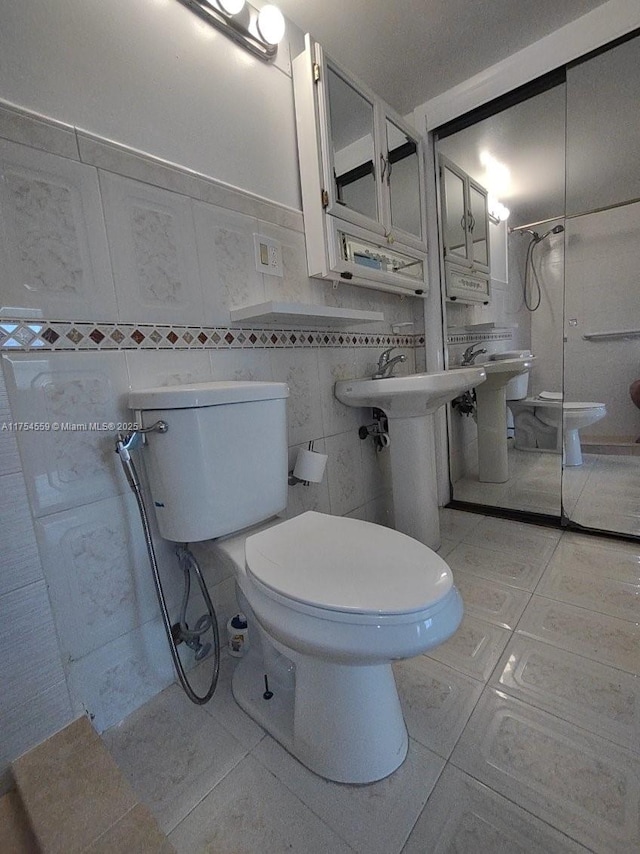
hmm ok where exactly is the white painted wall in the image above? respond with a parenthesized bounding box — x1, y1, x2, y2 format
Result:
(0, 0, 302, 209)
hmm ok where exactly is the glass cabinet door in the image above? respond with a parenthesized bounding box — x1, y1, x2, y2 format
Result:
(469, 181, 489, 268)
(441, 162, 468, 261)
(326, 66, 378, 223)
(385, 118, 422, 240)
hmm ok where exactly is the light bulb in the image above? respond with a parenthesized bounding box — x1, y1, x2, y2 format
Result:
(217, 0, 245, 14)
(257, 4, 285, 45)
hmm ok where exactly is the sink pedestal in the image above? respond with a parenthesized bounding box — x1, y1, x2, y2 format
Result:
(472, 356, 535, 484)
(476, 386, 509, 483)
(333, 366, 487, 552)
(388, 415, 440, 549)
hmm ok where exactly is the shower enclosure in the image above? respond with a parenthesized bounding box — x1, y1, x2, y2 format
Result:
(437, 31, 640, 539)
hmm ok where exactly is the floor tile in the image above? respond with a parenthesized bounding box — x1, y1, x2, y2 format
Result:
(425, 614, 511, 682)
(490, 635, 640, 754)
(169, 755, 353, 854)
(451, 689, 640, 854)
(103, 683, 248, 833)
(461, 516, 561, 559)
(191, 653, 265, 751)
(446, 542, 550, 591)
(403, 764, 590, 853)
(436, 538, 457, 559)
(537, 536, 640, 622)
(251, 734, 444, 854)
(438, 508, 484, 543)
(86, 803, 175, 854)
(517, 595, 640, 675)
(451, 568, 530, 629)
(393, 657, 484, 759)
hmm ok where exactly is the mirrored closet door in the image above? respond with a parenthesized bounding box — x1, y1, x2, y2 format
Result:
(437, 31, 640, 539)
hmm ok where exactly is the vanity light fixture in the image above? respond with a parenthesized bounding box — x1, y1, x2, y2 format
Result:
(177, 0, 285, 61)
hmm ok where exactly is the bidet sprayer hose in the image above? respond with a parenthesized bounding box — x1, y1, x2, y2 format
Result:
(115, 436, 219, 705)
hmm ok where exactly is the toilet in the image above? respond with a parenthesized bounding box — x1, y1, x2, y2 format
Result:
(128, 381, 463, 784)
(510, 391, 607, 466)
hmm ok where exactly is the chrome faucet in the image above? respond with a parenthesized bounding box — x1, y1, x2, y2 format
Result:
(460, 342, 487, 366)
(372, 347, 407, 379)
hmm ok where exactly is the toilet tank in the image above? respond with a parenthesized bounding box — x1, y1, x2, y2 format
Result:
(128, 381, 289, 543)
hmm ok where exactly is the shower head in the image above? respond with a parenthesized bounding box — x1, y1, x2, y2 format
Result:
(537, 224, 565, 242)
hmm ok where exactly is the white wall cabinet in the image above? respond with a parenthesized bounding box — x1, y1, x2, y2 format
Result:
(439, 154, 491, 304)
(292, 34, 428, 297)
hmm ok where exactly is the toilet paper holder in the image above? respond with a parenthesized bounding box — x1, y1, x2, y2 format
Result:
(288, 442, 328, 486)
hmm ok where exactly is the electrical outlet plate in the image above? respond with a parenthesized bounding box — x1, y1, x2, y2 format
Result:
(254, 234, 283, 277)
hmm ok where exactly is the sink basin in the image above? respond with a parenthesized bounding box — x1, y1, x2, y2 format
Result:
(334, 367, 486, 419)
(482, 356, 534, 390)
(334, 367, 486, 550)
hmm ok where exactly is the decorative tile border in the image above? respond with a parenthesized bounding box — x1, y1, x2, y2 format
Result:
(0, 319, 422, 352)
(447, 331, 514, 345)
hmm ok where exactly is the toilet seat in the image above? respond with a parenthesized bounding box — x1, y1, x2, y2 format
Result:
(536, 392, 604, 410)
(245, 511, 452, 618)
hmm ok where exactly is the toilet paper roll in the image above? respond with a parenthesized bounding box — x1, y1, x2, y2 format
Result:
(293, 448, 328, 483)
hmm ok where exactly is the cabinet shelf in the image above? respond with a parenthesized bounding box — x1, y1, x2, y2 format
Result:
(229, 301, 384, 327)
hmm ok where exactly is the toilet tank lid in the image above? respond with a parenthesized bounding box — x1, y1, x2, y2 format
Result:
(129, 381, 289, 410)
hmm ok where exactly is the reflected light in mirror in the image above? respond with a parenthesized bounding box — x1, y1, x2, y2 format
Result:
(479, 150, 511, 196)
(488, 195, 510, 222)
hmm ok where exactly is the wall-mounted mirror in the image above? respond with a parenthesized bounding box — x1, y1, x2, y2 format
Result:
(468, 182, 488, 266)
(441, 163, 467, 259)
(327, 66, 378, 222)
(385, 118, 421, 238)
(439, 31, 640, 539)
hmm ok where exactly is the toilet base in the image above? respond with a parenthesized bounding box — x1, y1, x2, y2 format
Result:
(564, 428, 583, 466)
(232, 645, 408, 784)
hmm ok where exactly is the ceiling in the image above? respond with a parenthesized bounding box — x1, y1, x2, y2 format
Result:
(437, 84, 566, 227)
(278, 0, 608, 115)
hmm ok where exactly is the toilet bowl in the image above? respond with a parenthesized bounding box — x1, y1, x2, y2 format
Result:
(510, 391, 607, 465)
(212, 510, 462, 784)
(128, 381, 463, 784)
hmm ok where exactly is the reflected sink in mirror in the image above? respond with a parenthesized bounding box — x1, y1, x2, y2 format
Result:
(470, 356, 535, 483)
(335, 367, 486, 549)
(334, 366, 486, 419)
(482, 356, 535, 389)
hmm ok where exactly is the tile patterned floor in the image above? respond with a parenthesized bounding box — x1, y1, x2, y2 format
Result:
(103, 509, 640, 853)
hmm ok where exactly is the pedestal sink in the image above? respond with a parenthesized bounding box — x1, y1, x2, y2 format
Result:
(474, 356, 535, 483)
(335, 367, 486, 549)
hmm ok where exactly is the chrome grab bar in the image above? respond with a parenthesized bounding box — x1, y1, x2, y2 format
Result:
(582, 329, 640, 341)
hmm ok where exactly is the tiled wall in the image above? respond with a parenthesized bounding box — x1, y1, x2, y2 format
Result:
(0, 101, 425, 786)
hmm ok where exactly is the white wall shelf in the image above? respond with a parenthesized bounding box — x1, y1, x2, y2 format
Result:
(229, 301, 384, 327)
